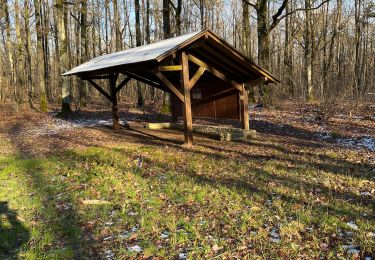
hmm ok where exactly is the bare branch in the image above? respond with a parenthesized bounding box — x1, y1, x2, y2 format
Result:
(269, 0, 289, 32)
(279, 0, 331, 21)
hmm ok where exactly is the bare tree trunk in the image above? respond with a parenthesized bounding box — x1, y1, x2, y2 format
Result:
(176, 0, 182, 35)
(256, 0, 271, 106)
(105, 0, 110, 53)
(34, 0, 48, 111)
(113, 0, 121, 52)
(43, 2, 51, 101)
(135, 0, 144, 108)
(163, 0, 171, 39)
(4, 2, 15, 102)
(354, 0, 362, 97)
(145, 0, 154, 101)
(79, 0, 88, 107)
(242, 0, 251, 58)
(56, 0, 71, 114)
(284, 1, 294, 96)
(14, 0, 23, 104)
(200, 0, 205, 29)
(163, 0, 171, 112)
(24, 0, 34, 108)
(304, 0, 313, 101)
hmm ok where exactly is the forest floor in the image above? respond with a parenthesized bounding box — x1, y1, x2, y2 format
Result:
(0, 101, 374, 259)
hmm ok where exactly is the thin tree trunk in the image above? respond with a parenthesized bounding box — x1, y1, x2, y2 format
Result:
(113, 0, 121, 52)
(15, 0, 23, 103)
(34, 0, 48, 111)
(162, 0, 171, 112)
(56, 0, 71, 114)
(304, 0, 313, 101)
(135, 0, 144, 107)
(79, 0, 88, 107)
(24, 0, 34, 108)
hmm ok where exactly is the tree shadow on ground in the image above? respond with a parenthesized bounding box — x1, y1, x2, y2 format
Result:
(4, 127, 93, 258)
(0, 201, 30, 258)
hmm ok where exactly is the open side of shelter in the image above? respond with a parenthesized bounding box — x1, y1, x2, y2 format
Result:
(63, 29, 279, 145)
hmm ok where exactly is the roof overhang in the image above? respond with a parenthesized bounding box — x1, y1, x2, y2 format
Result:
(63, 29, 280, 85)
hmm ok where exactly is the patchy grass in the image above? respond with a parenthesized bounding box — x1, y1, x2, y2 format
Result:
(0, 104, 374, 258)
(1, 141, 374, 259)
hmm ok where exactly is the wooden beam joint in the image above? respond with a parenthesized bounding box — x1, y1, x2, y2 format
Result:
(155, 71, 185, 102)
(188, 54, 242, 92)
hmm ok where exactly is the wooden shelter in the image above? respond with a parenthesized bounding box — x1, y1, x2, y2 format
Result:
(64, 29, 279, 145)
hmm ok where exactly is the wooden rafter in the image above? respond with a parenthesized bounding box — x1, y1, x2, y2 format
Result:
(123, 71, 168, 92)
(154, 65, 182, 72)
(189, 67, 205, 90)
(188, 54, 243, 92)
(247, 77, 268, 87)
(81, 75, 111, 80)
(116, 76, 132, 93)
(155, 72, 185, 102)
(87, 79, 111, 101)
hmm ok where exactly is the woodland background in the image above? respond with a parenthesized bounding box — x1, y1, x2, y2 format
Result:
(0, 0, 374, 116)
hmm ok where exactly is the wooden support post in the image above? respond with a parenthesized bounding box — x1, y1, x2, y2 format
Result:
(180, 52, 193, 145)
(240, 84, 249, 130)
(109, 74, 119, 130)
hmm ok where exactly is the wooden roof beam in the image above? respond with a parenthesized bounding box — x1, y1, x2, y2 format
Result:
(155, 72, 185, 102)
(247, 77, 268, 87)
(189, 67, 205, 90)
(188, 54, 242, 92)
(154, 65, 182, 73)
(86, 79, 111, 101)
(123, 71, 170, 93)
(116, 76, 132, 93)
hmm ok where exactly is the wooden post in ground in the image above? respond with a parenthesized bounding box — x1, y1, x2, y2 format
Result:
(240, 84, 249, 130)
(180, 52, 193, 145)
(109, 74, 119, 130)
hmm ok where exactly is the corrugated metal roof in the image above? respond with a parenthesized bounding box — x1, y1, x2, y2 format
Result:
(63, 31, 202, 76)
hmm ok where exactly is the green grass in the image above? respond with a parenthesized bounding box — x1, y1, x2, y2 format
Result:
(0, 141, 374, 259)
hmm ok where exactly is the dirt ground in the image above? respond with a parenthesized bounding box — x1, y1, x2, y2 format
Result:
(0, 101, 374, 158)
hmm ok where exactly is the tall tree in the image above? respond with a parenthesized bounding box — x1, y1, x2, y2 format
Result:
(56, 0, 71, 114)
(163, 0, 171, 39)
(242, 0, 251, 58)
(135, 0, 144, 107)
(304, 0, 313, 101)
(24, 0, 33, 108)
(162, 0, 171, 112)
(113, 0, 121, 51)
(284, 1, 294, 95)
(79, 0, 88, 107)
(34, 0, 48, 111)
(14, 0, 23, 103)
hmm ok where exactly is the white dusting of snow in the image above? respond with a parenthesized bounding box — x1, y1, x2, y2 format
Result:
(118, 226, 138, 239)
(64, 31, 202, 76)
(127, 245, 142, 253)
(104, 250, 115, 259)
(316, 126, 375, 152)
(160, 231, 169, 239)
(178, 252, 188, 259)
(346, 221, 359, 230)
(103, 236, 114, 241)
(269, 227, 281, 243)
(21, 117, 127, 137)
